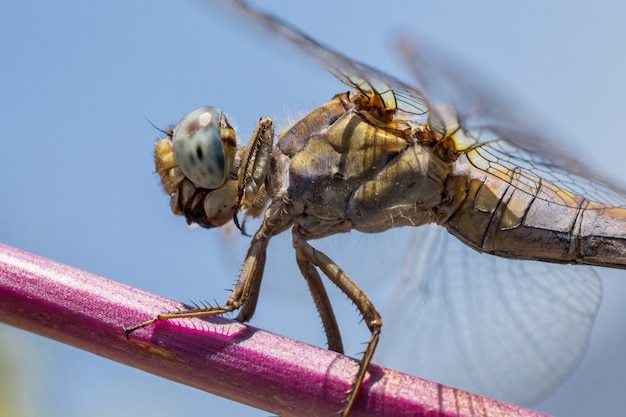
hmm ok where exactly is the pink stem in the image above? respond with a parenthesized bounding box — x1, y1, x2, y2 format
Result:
(0, 243, 550, 417)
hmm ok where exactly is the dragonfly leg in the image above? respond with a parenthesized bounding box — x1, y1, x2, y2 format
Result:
(125, 200, 291, 337)
(234, 253, 264, 323)
(295, 252, 344, 354)
(233, 117, 275, 231)
(292, 227, 382, 417)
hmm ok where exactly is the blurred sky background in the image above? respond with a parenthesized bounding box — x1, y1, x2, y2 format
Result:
(2, 0, 626, 416)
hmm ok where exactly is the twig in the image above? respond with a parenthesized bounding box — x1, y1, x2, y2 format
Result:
(0, 243, 550, 417)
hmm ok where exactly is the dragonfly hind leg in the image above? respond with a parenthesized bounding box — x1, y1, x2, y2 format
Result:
(292, 227, 382, 417)
(295, 248, 344, 354)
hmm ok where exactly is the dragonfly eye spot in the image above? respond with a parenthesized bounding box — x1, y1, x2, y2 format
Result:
(172, 106, 230, 189)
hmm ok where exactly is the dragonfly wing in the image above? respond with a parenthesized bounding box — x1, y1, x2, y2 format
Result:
(377, 224, 602, 404)
(395, 39, 626, 207)
(223, 0, 430, 119)
(462, 136, 626, 208)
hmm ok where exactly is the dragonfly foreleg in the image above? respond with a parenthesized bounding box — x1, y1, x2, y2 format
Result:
(233, 117, 275, 232)
(292, 227, 382, 417)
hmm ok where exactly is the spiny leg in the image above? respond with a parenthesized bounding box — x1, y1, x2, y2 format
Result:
(233, 117, 274, 232)
(124, 219, 272, 338)
(292, 228, 382, 417)
(296, 253, 344, 354)
(234, 257, 264, 323)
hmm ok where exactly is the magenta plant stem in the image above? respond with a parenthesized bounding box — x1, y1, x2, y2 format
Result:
(0, 243, 550, 417)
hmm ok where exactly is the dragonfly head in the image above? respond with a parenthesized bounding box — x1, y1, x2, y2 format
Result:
(154, 107, 240, 228)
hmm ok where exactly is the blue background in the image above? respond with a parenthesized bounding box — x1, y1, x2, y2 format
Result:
(2, 0, 626, 416)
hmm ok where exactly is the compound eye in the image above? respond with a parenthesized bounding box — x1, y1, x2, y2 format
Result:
(172, 107, 231, 189)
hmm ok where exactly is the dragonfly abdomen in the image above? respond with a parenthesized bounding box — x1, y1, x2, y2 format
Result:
(443, 158, 626, 268)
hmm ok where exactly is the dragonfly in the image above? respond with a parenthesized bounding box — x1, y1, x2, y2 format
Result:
(126, 1, 626, 415)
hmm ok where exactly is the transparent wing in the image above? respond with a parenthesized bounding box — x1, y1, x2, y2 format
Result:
(395, 39, 626, 208)
(223, 0, 431, 120)
(463, 137, 626, 208)
(225, 0, 626, 208)
(377, 224, 602, 404)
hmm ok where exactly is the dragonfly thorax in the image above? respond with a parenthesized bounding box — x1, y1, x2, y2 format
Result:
(276, 94, 454, 239)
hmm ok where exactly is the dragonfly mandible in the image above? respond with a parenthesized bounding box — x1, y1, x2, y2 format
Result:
(125, 1, 626, 415)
